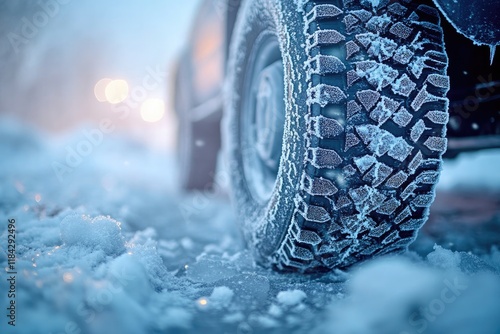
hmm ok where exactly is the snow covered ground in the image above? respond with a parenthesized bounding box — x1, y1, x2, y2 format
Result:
(1, 118, 500, 334)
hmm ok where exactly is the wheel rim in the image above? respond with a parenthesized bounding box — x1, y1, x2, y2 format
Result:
(241, 32, 285, 204)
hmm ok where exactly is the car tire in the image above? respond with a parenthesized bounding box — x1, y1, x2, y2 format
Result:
(224, 0, 450, 272)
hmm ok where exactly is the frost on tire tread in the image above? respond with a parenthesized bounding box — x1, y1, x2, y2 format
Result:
(274, 0, 449, 272)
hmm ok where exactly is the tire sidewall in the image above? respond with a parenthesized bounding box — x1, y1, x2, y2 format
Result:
(223, 0, 309, 263)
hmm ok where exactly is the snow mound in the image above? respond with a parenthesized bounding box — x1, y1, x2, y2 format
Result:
(314, 254, 500, 334)
(208, 286, 234, 309)
(60, 214, 125, 256)
(277, 289, 307, 306)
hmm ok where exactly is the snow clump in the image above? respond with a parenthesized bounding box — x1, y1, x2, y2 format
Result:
(60, 213, 125, 256)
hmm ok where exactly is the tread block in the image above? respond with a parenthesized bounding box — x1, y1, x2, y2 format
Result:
(336, 195, 352, 209)
(389, 22, 413, 39)
(415, 5, 440, 24)
(350, 9, 372, 22)
(314, 55, 346, 75)
(290, 245, 314, 261)
(426, 74, 450, 89)
(425, 110, 449, 125)
(347, 100, 362, 118)
(345, 132, 361, 151)
(360, 244, 380, 255)
(407, 151, 423, 174)
(399, 218, 425, 231)
(344, 14, 360, 32)
(356, 89, 380, 111)
(347, 70, 362, 87)
(365, 14, 391, 34)
(309, 84, 347, 107)
(376, 198, 401, 215)
(393, 46, 414, 64)
(389, 237, 415, 249)
(297, 230, 322, 245)
(388, 3, 408, 16)
(355, 33, 372, 48)
(420, 158, 441, 169)
(415, 170, 440, 185)
(369, 222, 392, 237)
(354, 154, 377, 174)
(310, 4, 343, 19)
(304, 204, 331, 223)
(312, 29, 346, 46)
(328, 222, 342, 233)
(408, 56, 428, 79)
(312, 115, 344, 138)
(349, 185, 386, 214)
(382, 230, 399, 244)
(306, 176, 338, 196)
(423, 136, 447, 153)
(346, 40, 361, 60)
(355, 59, 377, 71)
(279, 256, 304, 269)
(343, 164, 357, 177)
(394, 206, 412, 224)
(334, 239, 354, 252)
(411, 194, 434, 208)
(342, 0, 354, 8)
(321, 254, 341, 267)
(385, 170, 408, 188)
(410, 119, 427, 143)
(363, 162, 393, 187)
(370, 96, 401, 125)
(401, 181, 418, 201)
(392, 106, 413, 127)
(309, 147, 343, 168)
(411, 85, 441, 112)
(415, 22, 442, 41)
(407, 11, 420, 24)
(391, 73, 416, 97)
(425, 50, 447, 66)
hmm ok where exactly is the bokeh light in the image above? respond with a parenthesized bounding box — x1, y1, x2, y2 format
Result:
(140, 98, 165, 122)
(63, 272, 74, 283)
(197, 298, 208, 307)
(104, 79, 129, 104)
(94, 78, 112, 102)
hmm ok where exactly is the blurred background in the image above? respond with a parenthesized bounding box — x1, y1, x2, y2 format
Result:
(0, 0, 201, 150)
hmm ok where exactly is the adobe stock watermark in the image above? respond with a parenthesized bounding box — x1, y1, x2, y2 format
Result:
(401, 277, 468, 334)
(51, 65, 166, 182)
(451, 73, 498, 120)
(6, 0, 72, 54)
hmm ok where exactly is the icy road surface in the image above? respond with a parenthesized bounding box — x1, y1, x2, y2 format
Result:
(1, 119, 500, 334)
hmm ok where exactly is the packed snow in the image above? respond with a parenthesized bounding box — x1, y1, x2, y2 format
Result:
(1, 118, 500, 334)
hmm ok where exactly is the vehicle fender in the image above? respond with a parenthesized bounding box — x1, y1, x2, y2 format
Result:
(432, 0, 500, 46)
